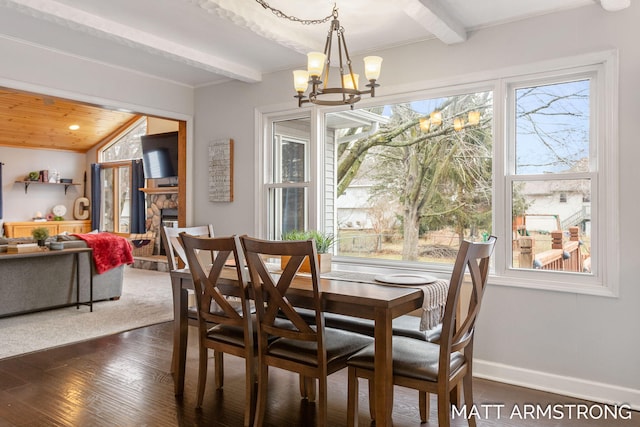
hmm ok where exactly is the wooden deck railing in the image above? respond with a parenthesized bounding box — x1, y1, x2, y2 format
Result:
(518, 227, 584, 272)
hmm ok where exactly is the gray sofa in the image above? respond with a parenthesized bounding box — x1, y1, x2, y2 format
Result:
(0, 239, 124, 318)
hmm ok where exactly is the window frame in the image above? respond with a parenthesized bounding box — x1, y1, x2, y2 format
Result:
(255, 50, 619, 297)
(96, 160, 132, 236)
(493, 56, 618, 296)
(269, 133, 311, 239)
(255, 108, 318, 239)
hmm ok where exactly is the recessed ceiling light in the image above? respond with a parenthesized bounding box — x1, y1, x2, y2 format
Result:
(69, 124, 80, 130)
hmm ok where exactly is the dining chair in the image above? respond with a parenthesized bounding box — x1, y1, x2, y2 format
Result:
(161, 224, 215, 271)
(179, 233, 256, 426)
(346, 236, 497, 427)
(161, 224, 215, 373)
(240, 236, 374, 427)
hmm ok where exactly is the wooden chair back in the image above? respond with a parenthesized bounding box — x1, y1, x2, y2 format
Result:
(439, 236, 496, 373)
(179, 233, 250, 331)
(161, 224, 214, 270)
(240, 236, 323, 347)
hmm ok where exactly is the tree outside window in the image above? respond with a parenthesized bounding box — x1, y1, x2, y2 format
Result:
(327, 91, 493, 266)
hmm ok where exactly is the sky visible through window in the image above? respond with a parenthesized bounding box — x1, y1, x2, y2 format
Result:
(515, 80, 590, 175)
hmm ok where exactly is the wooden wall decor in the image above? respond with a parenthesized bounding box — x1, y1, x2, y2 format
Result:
(208, 139, 234, 202)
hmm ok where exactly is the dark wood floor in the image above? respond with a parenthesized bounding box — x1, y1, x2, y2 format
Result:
(0, 321, 636, 426)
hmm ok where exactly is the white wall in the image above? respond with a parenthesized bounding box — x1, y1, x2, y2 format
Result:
(0, 146, 86, 224)
(0, 36, 195, 226)
(193, 4, 640, 407)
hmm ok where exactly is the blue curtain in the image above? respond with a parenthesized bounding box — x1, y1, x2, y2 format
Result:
(0, 162, 4, 219)
(90, 163, 101, 230)
(130, 159, 146, 234)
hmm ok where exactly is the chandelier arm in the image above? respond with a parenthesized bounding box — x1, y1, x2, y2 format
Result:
(340, 31, 355, 80)
(339, 26, 358, 96)
(322, 23, 334, 90)
(336, 25, 347, 103)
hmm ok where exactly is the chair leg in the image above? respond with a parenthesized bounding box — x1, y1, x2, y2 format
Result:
(463, 374, 476, 427)
(299, 374, 306, 398)
(451, 384, 461, 407)
(253, 364, 269, 427)
(437, 390, 451, 427)
(196, 346, 208, 408)
(368, 378, 376, 421)
(419, 391, 430, 423)
(214, 350, 224, 389)
(243, 356, 256, 427)
(318, 375, 327, 427)
(299, 375, 316, 402)
(347, 367, 358, 427)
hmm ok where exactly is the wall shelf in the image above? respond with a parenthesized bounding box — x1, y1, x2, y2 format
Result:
(16, 180, 80, 195)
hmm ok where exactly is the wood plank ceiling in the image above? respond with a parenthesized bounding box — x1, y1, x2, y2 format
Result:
(0, 87, 140, 153)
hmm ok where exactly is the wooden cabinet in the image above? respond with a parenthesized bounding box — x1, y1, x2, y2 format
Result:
(58, 221, 92, 234)
(3, 221, 91, 238)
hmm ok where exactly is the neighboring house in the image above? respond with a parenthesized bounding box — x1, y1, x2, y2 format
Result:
(520, 179, 591, 234)
(337, 183, 374, 229)
(519, 157, 592, 235)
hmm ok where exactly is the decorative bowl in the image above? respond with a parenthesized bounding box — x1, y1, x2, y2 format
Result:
(49, 242, 64, 250)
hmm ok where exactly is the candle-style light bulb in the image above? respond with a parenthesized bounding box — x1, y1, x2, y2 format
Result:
(293, 70, 309, 93)
(307, 52, 326, 78)
(363, 56, 383, 81)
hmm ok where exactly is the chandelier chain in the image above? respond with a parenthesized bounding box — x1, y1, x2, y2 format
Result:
(254, 0, 336, 25)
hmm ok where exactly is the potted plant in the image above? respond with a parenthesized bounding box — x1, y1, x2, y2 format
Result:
(281, 229, 335, 273)
(31, 227, 50, 247)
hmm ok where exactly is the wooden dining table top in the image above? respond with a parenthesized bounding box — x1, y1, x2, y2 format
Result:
(174, 265, 425, 319)
(170, 265, 427, 427)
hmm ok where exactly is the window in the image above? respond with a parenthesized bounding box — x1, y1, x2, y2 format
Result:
(264, 116, 311, 240)
(326, 91, 492, 267)
(258, 52, 618, 295)
(99, 162, 131, 234)
(508, 77, 592, 275)
(98, 118, 146, 234)
(100, 118, 146, 161)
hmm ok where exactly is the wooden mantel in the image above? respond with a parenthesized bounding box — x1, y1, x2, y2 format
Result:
(139, 187, 178, 194)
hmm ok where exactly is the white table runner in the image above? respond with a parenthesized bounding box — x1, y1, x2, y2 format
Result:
(319, 270, 449, 331)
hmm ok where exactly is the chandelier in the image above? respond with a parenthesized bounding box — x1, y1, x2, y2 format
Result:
(256, 1, 382, 108)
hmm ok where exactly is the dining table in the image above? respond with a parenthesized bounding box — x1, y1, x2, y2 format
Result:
(169, 266, 426, 427)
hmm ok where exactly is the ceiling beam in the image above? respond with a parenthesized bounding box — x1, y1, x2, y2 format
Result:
(396, 0, 467, 44)
(3, 0, 262, 83)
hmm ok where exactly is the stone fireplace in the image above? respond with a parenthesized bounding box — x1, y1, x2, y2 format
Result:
(145, 192, 178, 255)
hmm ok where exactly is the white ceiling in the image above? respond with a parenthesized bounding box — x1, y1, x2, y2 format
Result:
(0, 0, 620, 88)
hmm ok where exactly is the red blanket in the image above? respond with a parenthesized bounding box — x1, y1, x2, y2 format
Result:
(72, 232, 134, 274)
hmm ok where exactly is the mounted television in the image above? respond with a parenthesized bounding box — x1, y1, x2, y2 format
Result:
(141, 131, 179, 180)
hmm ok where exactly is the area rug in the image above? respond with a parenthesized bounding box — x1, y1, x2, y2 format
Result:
(0, 266, 174, 359)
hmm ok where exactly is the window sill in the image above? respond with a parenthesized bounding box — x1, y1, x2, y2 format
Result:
(488, 274, 617, 297)
(332, 256, 452, 280)
(333, 256, 617, 298)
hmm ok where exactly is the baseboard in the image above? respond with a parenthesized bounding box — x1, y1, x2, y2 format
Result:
(474, 359, 640, 411)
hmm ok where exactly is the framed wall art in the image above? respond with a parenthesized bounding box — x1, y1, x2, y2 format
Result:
(208, 138, 234, 202)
